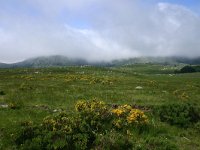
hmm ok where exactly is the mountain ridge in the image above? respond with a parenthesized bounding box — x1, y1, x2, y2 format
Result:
(0, 55, 200, 68)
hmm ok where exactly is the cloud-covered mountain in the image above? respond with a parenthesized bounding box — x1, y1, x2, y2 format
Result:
(0, 55, 199, 68)
(0, 56, 88, 68)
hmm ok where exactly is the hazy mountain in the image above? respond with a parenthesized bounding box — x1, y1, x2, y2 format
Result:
(0, 55, 199, 68)
(0, 63, 11, 68)
(11, 56, 89, 68)
(0, 56, 90, 68)
(172, 57, 200, 65)
(111, 57, 200, 66)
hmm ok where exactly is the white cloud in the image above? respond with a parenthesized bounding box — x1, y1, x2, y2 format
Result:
(0, 1, 200, 63)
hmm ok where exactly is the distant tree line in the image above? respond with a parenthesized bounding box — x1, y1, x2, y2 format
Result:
(175, 65, 200, 73)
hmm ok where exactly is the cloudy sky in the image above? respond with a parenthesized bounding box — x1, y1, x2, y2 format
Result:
(0, 0, 200, 63)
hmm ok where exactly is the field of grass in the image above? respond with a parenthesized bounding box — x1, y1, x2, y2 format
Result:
(0, 64, 200, 149)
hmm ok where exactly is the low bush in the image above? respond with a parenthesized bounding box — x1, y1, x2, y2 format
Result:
(0, 90, 5, 95)
(8, 101, 24, 109)
(194, 121, 200, 134)
(94, 130, 134, 150)
(180, 66, 196, 73)
(13, 100, 149, 149)
(175, 65, 198, 73)
(158, 102, 200, 127)
(142, 136, 178, 150)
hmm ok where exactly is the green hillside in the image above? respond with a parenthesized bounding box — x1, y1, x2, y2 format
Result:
(0, 64, 200, 149)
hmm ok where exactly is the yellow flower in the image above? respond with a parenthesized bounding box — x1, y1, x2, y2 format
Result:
(112, 108, 125, 116)
(127, 109, 148, 124)
(75, 100, 106, 112)
(75, 101, 87, 111)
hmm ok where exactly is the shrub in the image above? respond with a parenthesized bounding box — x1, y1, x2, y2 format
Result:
(14, 113, 93, 150)
(194, 121, 200, 133)
(142, 136, 178, 150)
(158, 103, 200, 127)
(180, 66, 196, 73)
(8, 100, 24, 109)
(111, 105, 149, 131)
(94, 130, 133, 150)
(14, 100, 149, 149)
(0, 90, 5, 95)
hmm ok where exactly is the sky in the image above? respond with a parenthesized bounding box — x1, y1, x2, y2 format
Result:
(0, 0, 200, 63)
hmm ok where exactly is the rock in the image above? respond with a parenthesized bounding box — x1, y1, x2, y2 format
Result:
(53, 109, 57, 112)
(0, 104, 8, 108)
(135, 86, 143, 90)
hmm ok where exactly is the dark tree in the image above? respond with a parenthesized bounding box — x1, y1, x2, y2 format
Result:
(180, 66, 196, 73)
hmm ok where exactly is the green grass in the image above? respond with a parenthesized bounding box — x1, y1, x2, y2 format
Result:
(0, 64, 200, 149)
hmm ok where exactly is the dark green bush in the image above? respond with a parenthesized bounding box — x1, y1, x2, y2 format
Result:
(13, 101, 113, 149)
(0, 90, 5, 95)
(141, 136, 178, 150)
(94, 131, 133, 150)
(8, 101, 24, 109)
(14, 114, 94, 150)
(180, 66, 196, 73)
(158, 103, 200, 127)
(194, 121, 200, 134)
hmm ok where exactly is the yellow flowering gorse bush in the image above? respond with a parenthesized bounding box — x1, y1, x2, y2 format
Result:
(41, 101, 148, 131)
(75, 100, 106, 112)
(15, 100, 150, 149)
(112, 108, 126, 116)
(127, 109, 148, 124)
(112, 104, 148, 128)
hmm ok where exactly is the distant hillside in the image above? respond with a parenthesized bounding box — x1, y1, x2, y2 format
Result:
(11, 56, 89, 68)
(111, 57, 175, 66)
(112, 57, 200, 66)
(0, 56, 90, 68)
(0, 55, 199, 68)
(0, 63, 10, 68)
(172, 57, 200, 65)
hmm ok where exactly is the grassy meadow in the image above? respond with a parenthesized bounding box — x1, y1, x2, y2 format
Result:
(0, 64, 200, 149)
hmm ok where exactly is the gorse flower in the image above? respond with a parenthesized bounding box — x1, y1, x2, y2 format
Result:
(127, 109, 148, 124)
(112, 108, 126, 116)
(75, 100, 106, 112)
(75, 101, 88, 111)
(112, 104, 132, 116)
(111, 105, 148, 128)
(75, 101, 149, 130)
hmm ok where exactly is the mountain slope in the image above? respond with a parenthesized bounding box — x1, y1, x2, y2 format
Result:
(0, 56, 199, 68)
(7, 56, 89, 68)
(0, 63, 11, 68)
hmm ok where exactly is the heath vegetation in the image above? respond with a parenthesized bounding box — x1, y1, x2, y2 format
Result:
(0, 64, 200, 149)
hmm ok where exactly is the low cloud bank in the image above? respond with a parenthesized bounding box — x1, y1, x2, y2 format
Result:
(0, 0, 200, 63)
